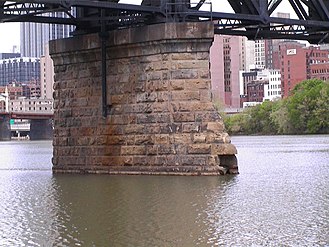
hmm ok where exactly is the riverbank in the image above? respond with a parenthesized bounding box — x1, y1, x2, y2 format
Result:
(223, 79, 329, 136)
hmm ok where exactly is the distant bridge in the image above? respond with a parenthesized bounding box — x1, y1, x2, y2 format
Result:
(0, 112, 53, 141)
(6, 112, 53, 120)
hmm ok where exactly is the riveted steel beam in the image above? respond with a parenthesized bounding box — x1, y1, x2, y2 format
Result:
(2, 0, 329, 43)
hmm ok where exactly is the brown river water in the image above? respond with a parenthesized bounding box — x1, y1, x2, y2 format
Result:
(0, 135, 328, 246)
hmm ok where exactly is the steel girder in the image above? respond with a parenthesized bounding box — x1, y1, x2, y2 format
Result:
(1, 0, 329, 43)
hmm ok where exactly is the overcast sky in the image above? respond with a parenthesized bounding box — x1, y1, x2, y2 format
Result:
(0, 0, 296, 53)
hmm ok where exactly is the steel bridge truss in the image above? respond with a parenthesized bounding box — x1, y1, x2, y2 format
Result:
(2, 0, 329, 44)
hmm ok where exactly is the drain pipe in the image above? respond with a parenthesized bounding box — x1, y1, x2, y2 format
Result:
(100, 8, 108, 118)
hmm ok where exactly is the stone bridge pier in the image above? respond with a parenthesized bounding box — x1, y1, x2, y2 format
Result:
(49, 22, 238, 175)
(0, 114, 11, 141)
(29, 119, 54, 140)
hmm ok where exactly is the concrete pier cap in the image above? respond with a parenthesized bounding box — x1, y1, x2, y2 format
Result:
(49, 21, 238, 175)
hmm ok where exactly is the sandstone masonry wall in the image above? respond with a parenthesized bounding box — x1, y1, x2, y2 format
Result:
(50, 22, 238, 175)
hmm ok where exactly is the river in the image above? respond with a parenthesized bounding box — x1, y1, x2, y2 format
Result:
(0, 135, 328, 246)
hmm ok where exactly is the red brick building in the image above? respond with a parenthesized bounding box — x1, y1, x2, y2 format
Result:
(279, 43, 329, 97)
(210, 35, 245, 109)
(0, 85, 23, 100)
(310, 63, 329, 81)
(247, 80, 267, 102)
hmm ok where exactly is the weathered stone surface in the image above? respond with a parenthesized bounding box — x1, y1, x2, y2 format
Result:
(187, 144, 211, 154)
(193, 133, 207, 143)
(212, 143, 237, 155)
(50, 22, 238, 175)
(206, 121, 225, 133)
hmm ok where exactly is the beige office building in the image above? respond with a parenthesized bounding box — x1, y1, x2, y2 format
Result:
(40, 44, 54, 100)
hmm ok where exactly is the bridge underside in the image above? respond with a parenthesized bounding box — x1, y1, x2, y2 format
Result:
(0, 113, 53, 141)
(2, 0, 329, 44)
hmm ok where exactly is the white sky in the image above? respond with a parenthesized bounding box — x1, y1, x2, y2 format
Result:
(0, 0, 296, 53)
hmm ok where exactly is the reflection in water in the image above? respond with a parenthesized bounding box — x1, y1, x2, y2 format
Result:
(0, 136, 328, 246)
(1, 172, 59, 246)
(52, 175, 235, 246)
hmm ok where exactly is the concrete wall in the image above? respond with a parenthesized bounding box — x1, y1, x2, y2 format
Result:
(49, 22, 238, 175)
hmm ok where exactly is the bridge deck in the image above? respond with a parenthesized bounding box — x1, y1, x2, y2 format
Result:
(0, 112, 53, 120)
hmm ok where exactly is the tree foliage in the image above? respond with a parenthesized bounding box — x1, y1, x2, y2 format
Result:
(223, 79, 329, 135)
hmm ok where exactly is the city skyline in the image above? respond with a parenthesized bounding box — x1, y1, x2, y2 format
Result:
(20, 12, 75, 57)
(0, 0, 296, 53)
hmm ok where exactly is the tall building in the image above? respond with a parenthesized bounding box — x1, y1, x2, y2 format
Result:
(20, 12, 75, 57)
(255, 40, 266, 69)
(264, 69, 282, 101)
(210, 35, 224, 102)
(255, 39, 280, 70)
(0, 53, 21, 59)
(255, 12, 291, 70)
(0, 57, 40, 86)
(244, 39, 255, 71)
(40, 44, 54, 99)
(210, 35, 246, 109)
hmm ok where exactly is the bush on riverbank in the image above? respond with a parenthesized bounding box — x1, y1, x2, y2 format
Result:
(223, 79, 329, 135)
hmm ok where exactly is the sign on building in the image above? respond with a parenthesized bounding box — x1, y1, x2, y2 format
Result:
(287, 49, 297, 55)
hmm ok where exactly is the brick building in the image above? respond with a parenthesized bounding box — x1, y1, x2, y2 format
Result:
(247, 80, 267, 103)
(210, 35, 247, 109)
(9, 98, 53, 113)
(310, 63, 329, 81)
(279, 43, 329, 97)
(0, 84, 23, 100)
(239, 69, 281, 106)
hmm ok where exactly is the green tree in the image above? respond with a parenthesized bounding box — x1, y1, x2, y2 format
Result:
(246, 101, 278, 134)
(286, 79, 329, 133)
(224, 113, 250, 134)
(223, 79, 329, 135)
(311, 82, 329, 133)
(270, 100, 293, 134)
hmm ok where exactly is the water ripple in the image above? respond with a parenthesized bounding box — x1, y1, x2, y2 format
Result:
(0, 137, 328, 246)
